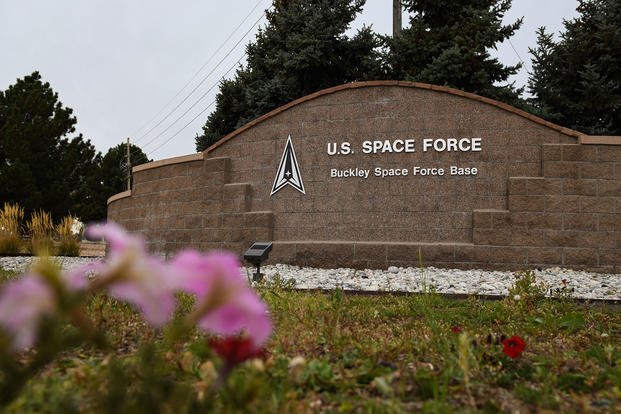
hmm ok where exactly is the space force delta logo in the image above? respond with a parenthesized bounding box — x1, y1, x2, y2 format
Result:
(271, 135, 305, 196)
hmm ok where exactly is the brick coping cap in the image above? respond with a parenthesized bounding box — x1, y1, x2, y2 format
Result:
(132, 152, 204, 173)
(579, 135, 621, 145)
(205, 80, 584, 154)
(107, 190, 131, 205)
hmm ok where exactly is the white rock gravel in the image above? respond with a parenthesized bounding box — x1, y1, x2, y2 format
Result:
(2, 256, 619, 301)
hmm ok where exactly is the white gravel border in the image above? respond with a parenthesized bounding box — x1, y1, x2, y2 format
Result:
(2, 257, 619, 301)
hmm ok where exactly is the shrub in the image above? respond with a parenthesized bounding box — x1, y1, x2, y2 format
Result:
(55, 215, 80, 256)
(0, 203, 24, 254)
(27, 210, 54, 255)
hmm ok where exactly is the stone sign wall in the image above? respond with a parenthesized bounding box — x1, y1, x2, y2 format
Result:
(108, 81, 621, 272)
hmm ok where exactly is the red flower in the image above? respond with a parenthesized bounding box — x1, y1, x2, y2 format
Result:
(451, 326, 462, 334)
(211, 336, 266, 365)
(502, 335, 526, 359)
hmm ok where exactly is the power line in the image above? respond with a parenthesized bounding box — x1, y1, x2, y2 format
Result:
(134, 11, 266, 146)
(131, 0, 267, 142)
(146, 54, 247, 158)
(507, 38, 525, 67)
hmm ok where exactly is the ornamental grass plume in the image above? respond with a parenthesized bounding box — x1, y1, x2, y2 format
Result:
(0, 203, 24, 254)
(56, 214, 81, 256)
(27, 210, 54, 254)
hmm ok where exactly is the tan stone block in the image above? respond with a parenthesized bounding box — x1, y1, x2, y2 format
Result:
(472, 210, 492, 228)
(542, 144, 562, 161)
(222, 213, 244, 228)
(527, 247, 562, 265)
(563, 213, 598, 231)
(490, 211, 511, 228)
(201, 214, 221, 228)
(222, 197, 250, 213)
(354, 243, 388, 262)
(598, 214, 621, 231)
(598, 180, 621, 197)
(220, 242, 245, 256)
(244, 211, 274, 228)
(243, 227, 273, 242)
(198, 228, 226, 243)
(449, 212, 472, 229)
(454, 245, 490, 262)
(509, 195, 546, 211)
(546, 230, 616, 249)
(294, 242, 356, 268)
(268, 242, 295, 264)
(473, 229, 510, 245)
(562, 179, 597, 196)
(508, 162, 540, 177)
(204, 157, 230, 173)
(597, 146, 621, 162)
(543, 230, 577, 247)
(580, 197, 616, 213)
(543, 161, 579, 178)
(437, 228, 471, 243)
(508, 177, 527, 195)
(526, 178, 562, 195)
(545, 195, 581, 213)
(563, 248, 598, 266)
(599, 249, 621, 266)
(509, 229, 544, 246)
(184, 215, 203, 229)
(223, 183, 250, 198)
(517, 212, 563, 230)
(386, 244, 424, 261)
(489, 246, 527, 264)
(580, 163, 615, 179)
(562, 145, 598, 161)
(165, 215, 185, 229)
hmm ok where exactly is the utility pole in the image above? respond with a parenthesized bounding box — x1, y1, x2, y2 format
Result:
(393, 0, 402, 38)
(126, 137, 131, 191)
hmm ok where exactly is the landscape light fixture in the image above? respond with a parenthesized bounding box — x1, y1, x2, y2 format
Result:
(243, 242, 273, 282)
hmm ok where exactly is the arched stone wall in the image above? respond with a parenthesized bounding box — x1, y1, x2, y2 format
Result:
(108, 82, 621, 271)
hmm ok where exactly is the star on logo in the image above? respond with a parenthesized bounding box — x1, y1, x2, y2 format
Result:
(271, 135, 305, 196)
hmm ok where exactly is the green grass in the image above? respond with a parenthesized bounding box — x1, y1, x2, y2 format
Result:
(1, 272, 620, 413)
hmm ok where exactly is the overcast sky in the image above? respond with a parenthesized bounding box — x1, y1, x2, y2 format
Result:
(0, 0, 578, 161)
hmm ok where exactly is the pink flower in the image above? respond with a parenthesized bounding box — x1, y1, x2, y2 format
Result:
(63, 261, 102, 291)
(88, 222, 143, 255)
(84, 223, 175, 327)
(0, 274, 56, 350)
(170, 250, 272, 349)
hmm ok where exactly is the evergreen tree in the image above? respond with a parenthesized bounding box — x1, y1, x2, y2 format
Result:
(0, 72, 103, 221)
(528, 0, 620, 135)
(384, 0, 524, 104)
(196, 0, 381, 151)
(100, 143, 150, 199)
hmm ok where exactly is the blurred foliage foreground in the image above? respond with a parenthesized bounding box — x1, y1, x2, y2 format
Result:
(0, 267, 619, 413)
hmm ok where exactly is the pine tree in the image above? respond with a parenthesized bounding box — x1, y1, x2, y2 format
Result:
(384, 0, 524, 104)
(528, 0, 620, 135)
(0, 72, 103, 221)
(100, 142, 150, 198)
(196, 0, 381, 151)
